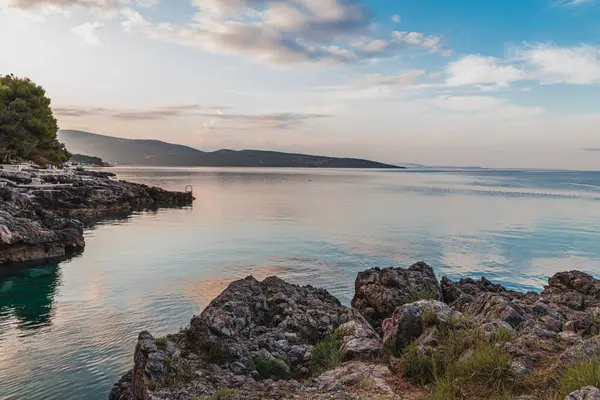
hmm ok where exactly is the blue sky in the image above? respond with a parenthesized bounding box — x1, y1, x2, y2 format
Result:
(1, 0, 600, 169)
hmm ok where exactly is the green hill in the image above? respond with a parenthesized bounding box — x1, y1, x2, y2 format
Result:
(58, 130, 402, 169)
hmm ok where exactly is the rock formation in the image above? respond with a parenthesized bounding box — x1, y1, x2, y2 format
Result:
(0, 169, 193, 264)
(111, 262, 600, 399)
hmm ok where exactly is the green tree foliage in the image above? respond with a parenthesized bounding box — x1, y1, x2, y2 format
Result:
(0, 74, 70, 164)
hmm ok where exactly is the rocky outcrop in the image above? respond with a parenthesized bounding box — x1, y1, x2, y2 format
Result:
(110, 276, 387, 400)
(351, 261, 441, 331)
(112, 266, 600, 400)
(0, 169, 193, 264)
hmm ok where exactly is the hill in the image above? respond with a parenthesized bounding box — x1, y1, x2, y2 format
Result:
(58, 130, 401, 169)
(69, 154, 111, 167)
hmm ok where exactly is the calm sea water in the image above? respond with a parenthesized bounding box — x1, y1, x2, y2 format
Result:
(1, 167, 600, 399)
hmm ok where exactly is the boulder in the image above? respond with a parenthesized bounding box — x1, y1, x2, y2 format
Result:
(382, 300, 453, 352)
(351, 261, 440, 331)
(566, 387, 600, 400)
(542, 271, 600, 311)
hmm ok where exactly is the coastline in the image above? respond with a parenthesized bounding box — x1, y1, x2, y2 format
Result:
(110, 262, 600, 400)
(0, 169, 194, 264)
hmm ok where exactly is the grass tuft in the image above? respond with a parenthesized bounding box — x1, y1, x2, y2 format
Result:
(553, 357, 600, 398)
(409, 289, 439, 302)
(454, 342, 513, 392)
(155, 337, 167, 347)
(401, 342, 437, 385)
(254, 356, 290, 381)
(494, 326, 515, 343)
(310, 328, 352, 375)
(422, 308, 439, 327)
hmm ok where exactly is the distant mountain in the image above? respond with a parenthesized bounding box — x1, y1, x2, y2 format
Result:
(58, 130, 402, 169)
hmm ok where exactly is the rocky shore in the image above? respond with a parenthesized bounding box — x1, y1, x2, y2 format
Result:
(0, 169, 193, 264)
(110, 262, 600, 400)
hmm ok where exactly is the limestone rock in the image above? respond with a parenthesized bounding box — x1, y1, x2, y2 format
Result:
(382, 300, 453, 352)
(566, 386, 600, 400)
(351, 261, 440, 331)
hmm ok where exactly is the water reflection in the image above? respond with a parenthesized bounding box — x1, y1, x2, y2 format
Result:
(1, 168, 600, 400)
(0, 263, 61, 333)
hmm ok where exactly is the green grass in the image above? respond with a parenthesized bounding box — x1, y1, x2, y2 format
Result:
(409, 289, 439, 302)
(309, 328, 352, 375)
(494, 326, 515, 343)
(202, 388, 236, 400)
(155, 337, 167, 347)
(427, 376, 461, 400)
(422, 308, 439, 327)
(401, 342, 438, 385)
(254, 356, 290, 381)
(400, 320, 514, 399)
(552, 357, 600, 398)
(454, 342, 513, 392)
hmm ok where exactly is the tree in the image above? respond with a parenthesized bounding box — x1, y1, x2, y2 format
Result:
(0, 74, 70, 165)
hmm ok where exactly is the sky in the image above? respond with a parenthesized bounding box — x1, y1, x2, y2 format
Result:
(1, 0, 600, 169)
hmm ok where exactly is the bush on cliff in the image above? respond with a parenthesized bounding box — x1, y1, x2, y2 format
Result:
(310, 328, 351, 375)
(254, 356, 291, 381)
(0, 74, 70, 165)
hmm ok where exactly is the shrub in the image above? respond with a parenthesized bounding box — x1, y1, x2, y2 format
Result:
(309, 328, 350, 374)
(553, 357, 600, 398)
(254, 356, 290, 381)
(155, 337, 167, 347)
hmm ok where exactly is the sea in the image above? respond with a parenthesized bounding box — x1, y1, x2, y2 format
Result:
(1, 167, 600, 400)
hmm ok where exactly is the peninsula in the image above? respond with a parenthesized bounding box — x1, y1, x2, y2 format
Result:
(58, 130, 402, 169)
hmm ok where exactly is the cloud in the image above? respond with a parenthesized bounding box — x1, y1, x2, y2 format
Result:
(72, 21, 104, 45)
(562, 0, 595, 6)
(54, 104, 329, 130)
(5, 0, 152, 10)
(445, 54, 525, 88)
(54, 104, 227, 119)
(519, 44, 600, 85)
(391, 14, 400, 23)
(119, 0, 449, 66)
(441, 44, 600, 90)
(433, 95, 546, 118)
(353, 70, 424, 90)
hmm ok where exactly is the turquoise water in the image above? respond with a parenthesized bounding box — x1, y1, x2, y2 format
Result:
(1, 167, 600, 399)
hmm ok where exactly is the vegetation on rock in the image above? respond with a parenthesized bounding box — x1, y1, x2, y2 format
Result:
(254, 356, 290, 381)
(0, 74, 69, 164)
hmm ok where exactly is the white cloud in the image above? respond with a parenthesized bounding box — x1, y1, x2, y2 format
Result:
(391, 14, 400, 23)
(520, 44, 600, 85)
(445, 55, 525, 88)
(72, 21, 104, 46)
(392, 31, 443, 51)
